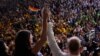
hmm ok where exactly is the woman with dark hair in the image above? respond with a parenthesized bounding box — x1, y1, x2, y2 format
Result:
(0, 40, 9, 56)
(14, 7, 50, 56)
(14, 30, 35, 56)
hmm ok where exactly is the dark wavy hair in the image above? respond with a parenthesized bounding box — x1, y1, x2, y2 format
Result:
(0, 40, 8, 56)
(14, 30, 34, 56)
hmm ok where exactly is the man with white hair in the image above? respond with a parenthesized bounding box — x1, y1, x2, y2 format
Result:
(47, 22, 83, 56)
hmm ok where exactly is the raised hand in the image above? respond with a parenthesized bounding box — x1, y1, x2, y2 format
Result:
(32, 7, 51, 55)
(41, 7, 51, 19)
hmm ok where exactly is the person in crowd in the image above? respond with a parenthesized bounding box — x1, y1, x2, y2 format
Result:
(0, 40, 9, 56)
(13, 7, 49, 56)
(47, 22, 83, 56)
(91, 32, 100, 56)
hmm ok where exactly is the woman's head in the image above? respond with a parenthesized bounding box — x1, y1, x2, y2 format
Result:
(15, 30, 33, 52)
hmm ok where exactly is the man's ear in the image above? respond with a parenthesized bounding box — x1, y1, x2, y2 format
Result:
(79, 47, 84, 53)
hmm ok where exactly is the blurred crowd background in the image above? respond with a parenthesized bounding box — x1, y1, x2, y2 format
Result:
(0, 0, 100, 56)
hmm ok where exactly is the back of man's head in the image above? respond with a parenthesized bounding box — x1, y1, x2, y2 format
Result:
(67, 36, 82, 55)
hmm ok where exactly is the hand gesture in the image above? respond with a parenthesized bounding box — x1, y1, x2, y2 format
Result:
(41, 7, 51, 19)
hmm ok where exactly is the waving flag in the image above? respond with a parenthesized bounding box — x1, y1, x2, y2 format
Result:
(29, 6, 40, 12)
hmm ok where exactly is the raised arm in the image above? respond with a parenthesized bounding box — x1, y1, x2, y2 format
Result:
(32, 7, 50, 55)
(47, 22, 67, 56)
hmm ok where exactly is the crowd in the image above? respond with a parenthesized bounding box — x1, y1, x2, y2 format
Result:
(0, 0, 100, 56)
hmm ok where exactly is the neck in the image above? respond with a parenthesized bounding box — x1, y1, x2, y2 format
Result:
(69, 54, 80, 56)
(69, 52, 80, 56)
